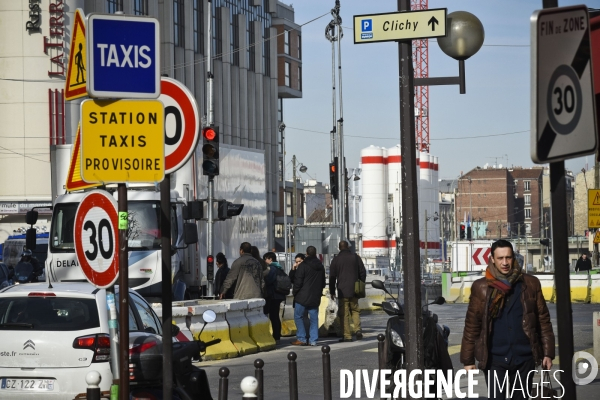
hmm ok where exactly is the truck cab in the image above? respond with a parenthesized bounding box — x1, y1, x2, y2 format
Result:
(44, 189, 191, 300)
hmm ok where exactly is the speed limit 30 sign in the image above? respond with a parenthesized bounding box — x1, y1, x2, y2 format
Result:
(531, 5, 598, 163)
(74, 190, 119, 288)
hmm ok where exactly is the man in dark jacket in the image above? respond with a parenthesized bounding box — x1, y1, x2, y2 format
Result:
(214, 253, 233, 299)
(575, 252, 592, 273)
(461, 240, 554, 400)
(291, 246, 325, 346)
(329, 241, 366, 342)
(220, 242, 264, 300)
(263, 252, 287, 342)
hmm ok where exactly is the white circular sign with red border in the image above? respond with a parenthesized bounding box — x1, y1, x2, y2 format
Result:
(160, 77, 200, 174)
(74, 190, 120, 288)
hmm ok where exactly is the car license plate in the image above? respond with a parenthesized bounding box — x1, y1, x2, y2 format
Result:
(1, 378, 55, 391)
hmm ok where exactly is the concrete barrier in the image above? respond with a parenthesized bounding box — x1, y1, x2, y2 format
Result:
(536, 275, 555, 303)
(359, 288, 387, 312)
(246, 298, 276, 351)
(591, 275, 600, 304)
(447, 281, 463, 304)
(223, 300, 258, 356)
(460, 275, 480, 303)
(280, 297, 296, 337)
(570, 274, 590, 303)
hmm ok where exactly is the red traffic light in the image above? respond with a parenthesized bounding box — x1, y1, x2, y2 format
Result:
(207, 255, 214, 263)
(203, 128, 216, 141)
(330, 165, 336, 173)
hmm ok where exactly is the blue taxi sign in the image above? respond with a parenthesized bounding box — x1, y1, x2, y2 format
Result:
(86, 13, 160, 99)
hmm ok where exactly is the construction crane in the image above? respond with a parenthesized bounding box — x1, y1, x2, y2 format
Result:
(412, 0, 429, 152)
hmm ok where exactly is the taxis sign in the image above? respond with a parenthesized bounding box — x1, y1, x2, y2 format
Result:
(354, 8, 446, 44)
(588, 189, 600, 228)
(80, 99, 164, 183)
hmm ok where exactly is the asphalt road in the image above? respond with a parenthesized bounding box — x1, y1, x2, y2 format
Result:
(199, 303, 600, 399)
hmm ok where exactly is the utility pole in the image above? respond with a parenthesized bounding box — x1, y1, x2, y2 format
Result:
(206, 0, 215, 297)
(424, 209, 428, 276)
(280, 123, 288, 271)
(293, 155, 297, 227)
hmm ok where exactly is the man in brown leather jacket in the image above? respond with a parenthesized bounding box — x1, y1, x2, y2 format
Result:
(460, 240, 554, 399)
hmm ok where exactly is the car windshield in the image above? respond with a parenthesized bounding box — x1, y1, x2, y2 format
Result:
(50, 201, 161, 252)
(0, 296, 100, 331)
(127, 201, 161, 250)
(51, 203, 78, 252)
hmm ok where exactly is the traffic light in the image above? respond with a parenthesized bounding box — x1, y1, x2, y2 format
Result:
(329, 157, 339, 200)
(201, 126, 219, 176)
(183, 200, 204, 220)
(467, 226, 472, 241)
(460, 223, 465, 240)
(207, 255, 214, 281)
(540, 238, 551, 247)
(217, 200, 245, 220)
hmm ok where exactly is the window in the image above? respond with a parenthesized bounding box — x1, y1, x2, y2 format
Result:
(107, 0, 122, 13)
(278, 159, 283, 181)
(284, 30, 290, 55)
(213, 4, 222, 60)
(525, 194, 531, 205)
(247, 22, 255, 71)
(275, 224, 284, 238)
(524, 180, 531, 191)
(174, 0, 185, 48)
(127, 201, 162, 250)
(297, 34, 301, 59)
(524, 208, 532, 219)
(51, 203, 78, 252)
(298, 66, 302, 90)
(284, 62, 290, 87)
(193, 0, 204, 53)
(134, 0, 148, 15)
(0, 297, 100, 331)
(131, 292, 161, 335)
(263, 27, 270, 76)
(286, 193, 292, 216)
(278, 98, 283, 122)
(231, 13, 240, 65)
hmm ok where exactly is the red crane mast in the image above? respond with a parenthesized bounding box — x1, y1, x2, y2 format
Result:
(411, 0, 429, 152)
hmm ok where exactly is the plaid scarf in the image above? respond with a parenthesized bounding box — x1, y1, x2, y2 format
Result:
(486, 262, 522, 319)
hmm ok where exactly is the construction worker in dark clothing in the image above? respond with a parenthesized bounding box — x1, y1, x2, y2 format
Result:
(575, 252, 592, 274)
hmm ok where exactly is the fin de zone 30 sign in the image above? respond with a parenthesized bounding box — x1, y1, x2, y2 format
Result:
(80, 99, 165, 183)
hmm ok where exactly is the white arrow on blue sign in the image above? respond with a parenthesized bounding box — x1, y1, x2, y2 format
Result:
(86, 13, 160, 99)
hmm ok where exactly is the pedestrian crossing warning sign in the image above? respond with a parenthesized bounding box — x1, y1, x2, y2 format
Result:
(594, 231, 600, 244)
(64, 9, 87, 101)
(65, 124, 100, 192)
(588, 189, 600, 228)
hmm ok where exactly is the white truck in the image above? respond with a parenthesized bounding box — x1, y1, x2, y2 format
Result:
(450, 239, 524, 272)
(35, 143, 268, 300)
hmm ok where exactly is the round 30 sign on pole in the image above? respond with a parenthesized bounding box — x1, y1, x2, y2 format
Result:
(74, 190, 120, 288)
(160, 77, 200, 174)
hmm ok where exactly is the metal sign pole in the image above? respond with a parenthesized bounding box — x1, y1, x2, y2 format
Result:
(398, 0, 423, 393)
(117, 183, 129, 400)
(161, 175, 173, 400)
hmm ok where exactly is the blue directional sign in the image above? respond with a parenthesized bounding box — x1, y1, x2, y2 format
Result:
(86, 14, 160, 99)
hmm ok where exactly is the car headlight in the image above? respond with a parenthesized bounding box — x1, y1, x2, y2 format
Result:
(390, 329, 404, 347)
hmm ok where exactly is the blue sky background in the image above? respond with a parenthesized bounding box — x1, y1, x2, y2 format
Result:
(282, 0, 596, 182)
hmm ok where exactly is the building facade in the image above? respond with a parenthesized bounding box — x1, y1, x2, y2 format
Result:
(0, 0, 301, 247)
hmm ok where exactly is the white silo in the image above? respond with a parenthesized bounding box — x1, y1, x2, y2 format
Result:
(360, 146, 388, 259)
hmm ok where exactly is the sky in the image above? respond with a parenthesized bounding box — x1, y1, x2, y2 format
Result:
(282, 0, 597, 183)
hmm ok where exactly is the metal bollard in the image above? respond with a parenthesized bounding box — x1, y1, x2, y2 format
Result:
(377, 334, 386, 370)
(322, 345, 332, 400)
(241, 376, 259, 399)
(288, 352, 298, 400)
(219, 367, 230, 400)
(85, 371, 101, 400)
(254, 359, 264, 400)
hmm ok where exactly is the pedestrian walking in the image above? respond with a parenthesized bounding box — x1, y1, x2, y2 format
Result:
(214, 252, 233, 299)
(262, 252, 290, 342)
(291, 246, 325, 346)
(575, 252, 592, 274)
(219, 242, 264, 300)
(460, 239, 554, 400)
(329, 241, 366, 342)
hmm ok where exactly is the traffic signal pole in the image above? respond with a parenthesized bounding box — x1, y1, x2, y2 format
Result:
(206, 0, 215, 297)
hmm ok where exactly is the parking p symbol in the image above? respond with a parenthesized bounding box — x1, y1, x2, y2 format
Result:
(362, 19, 372, 32)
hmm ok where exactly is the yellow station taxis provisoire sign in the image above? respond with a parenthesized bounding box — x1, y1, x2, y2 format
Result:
(80, 99, 165, 184)
(353, 8, 447, 44)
